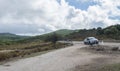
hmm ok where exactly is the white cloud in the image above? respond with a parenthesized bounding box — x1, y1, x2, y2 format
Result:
(0, 0, 120, 35)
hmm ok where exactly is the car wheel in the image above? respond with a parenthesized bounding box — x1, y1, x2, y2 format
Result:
(96, 42, 99, 44)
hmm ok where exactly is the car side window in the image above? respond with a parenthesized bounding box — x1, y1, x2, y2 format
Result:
(87, 38, 89, 40)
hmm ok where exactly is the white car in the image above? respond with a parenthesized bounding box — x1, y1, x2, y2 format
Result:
(84, 37, 99, 45)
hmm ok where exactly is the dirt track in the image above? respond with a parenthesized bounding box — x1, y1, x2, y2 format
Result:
(0, 42, 120, 71)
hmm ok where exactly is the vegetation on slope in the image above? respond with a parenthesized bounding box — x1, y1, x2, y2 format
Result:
(0, 33, 29, 45)
(17, 29, 77, 43)
(0, 24, 120, 44)
(0, 33, 28, 41)
(66, 24, 120, 40)
(0, 32, 72, 61)
(53, 29, 77, 36)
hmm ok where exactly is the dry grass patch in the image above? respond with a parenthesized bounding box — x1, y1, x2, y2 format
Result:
(0, 42, 71, 61)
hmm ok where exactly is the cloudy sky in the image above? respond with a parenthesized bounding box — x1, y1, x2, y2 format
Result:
(0, 0, 120, 35)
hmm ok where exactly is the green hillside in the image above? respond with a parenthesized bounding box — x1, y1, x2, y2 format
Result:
(17, 29, 77, 43)
(0, 33, 28, 41)
(0, 33, 29, 45)
(1, 24, 120, 44)
(17, 24, 120, 43)
(53, 29, 77, 36)
(66, 24, 120, 40)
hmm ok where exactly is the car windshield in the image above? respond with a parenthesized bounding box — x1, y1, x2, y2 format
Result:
(88, 37, 95, 39)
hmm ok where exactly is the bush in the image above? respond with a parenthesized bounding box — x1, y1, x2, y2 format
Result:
(111, 47, 119, 51)
(96, 48, 105, 51)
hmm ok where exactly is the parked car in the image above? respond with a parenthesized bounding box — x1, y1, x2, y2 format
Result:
(84, 37, 99, 45)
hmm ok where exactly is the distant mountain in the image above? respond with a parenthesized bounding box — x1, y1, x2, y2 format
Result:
(0, 33, 29, 41)
(0, 33, 18, 37)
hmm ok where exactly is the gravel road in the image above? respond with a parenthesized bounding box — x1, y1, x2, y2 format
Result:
(0, 42, 120, 71)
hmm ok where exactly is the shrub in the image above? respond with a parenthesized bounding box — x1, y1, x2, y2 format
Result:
(96, 48, 105, 51)
(111, 47, 119, 51)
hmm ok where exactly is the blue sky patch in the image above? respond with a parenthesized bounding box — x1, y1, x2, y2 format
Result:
(90, 21, 105, 28)
(109, 16, 120, 20)
(117, 6, 120, 9)
(57, 0, 61, 5)
(65, 0, 97, 10)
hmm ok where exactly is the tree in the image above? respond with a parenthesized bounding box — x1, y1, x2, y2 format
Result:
(104, 27, 118, 35)
(96, 27, 104, 35)
(45, 33, 59, 48)
(104, 27, 119, 39)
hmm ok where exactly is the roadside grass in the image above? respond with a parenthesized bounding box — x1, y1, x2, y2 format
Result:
(98, 63, 120, 71)
(0, 42, 71, 62)
(0, 41, 48, 50)
(0, 50, 53, 65)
